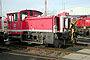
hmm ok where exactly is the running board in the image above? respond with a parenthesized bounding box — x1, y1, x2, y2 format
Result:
(76, 38, 90, 44)
(22, 41, 43, 44)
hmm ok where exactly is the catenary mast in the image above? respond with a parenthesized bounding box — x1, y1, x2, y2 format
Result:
(45, 0, 47, 16)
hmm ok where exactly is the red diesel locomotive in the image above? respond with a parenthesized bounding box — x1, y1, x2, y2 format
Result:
(75, 17, 90, 37)
(0, 10, 73, 47)
(73, 16, 90, 44)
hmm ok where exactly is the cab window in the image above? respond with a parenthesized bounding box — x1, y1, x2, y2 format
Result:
(0, 17, 2, 20)
(8, 15, 11, 24)
(9, 15, 14, 23)
(64, 18, 70, 29)
(34, 13, 41, 17)
(56, 17, 59, 31)
(14, 13, 18, 22)
(9, 15, 11, 22)
(30, 10, 33, 16)
(20, 12, 28, 21)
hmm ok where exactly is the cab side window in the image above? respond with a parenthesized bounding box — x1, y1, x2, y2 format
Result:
(64, 18, 70, 29)
(20, 12, 28, 21)
(9, 15, 12, 22)
(9, 15, 12, 24)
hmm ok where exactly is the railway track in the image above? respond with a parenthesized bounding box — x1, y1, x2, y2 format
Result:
(0, 43, 90, 58)
(0, 44, 71, 60)
(68, 43, 90, 49)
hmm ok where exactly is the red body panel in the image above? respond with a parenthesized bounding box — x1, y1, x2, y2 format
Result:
(76, 19, 84, 27)
(84, 18, 90, 27)
(76, 17, 90, 27)
(8, 16, 55, 34)
(23, 16, 55, 31)
(58, 12, 69, 16)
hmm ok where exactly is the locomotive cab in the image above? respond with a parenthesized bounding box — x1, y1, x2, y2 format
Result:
(7, 10, 43, 43)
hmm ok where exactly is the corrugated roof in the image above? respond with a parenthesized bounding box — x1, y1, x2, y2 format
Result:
(60, 7, 90, 15)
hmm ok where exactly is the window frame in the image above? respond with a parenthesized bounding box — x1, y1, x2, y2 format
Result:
(20, 12, 28, 21)
(34, 13, 41, 17)
(14, 13, 18, 22)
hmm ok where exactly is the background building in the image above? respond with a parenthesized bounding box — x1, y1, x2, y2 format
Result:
(60, 7, 90, 17)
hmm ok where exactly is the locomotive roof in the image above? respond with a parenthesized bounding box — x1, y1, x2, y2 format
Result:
(7, 10, 43, 15)
(7, 10, 19, 14)
(20, 10, 43, 14)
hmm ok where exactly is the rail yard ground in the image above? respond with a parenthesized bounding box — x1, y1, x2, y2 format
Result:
(0, 43, 90, 60)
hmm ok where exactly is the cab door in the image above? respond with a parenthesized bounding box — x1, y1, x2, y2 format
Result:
(8, 14, 14, 33)
(64, 18, 71, 32)
(55, 17, 60, 32)
(8, 13, 19, 34)
(12, 13, 19, 34)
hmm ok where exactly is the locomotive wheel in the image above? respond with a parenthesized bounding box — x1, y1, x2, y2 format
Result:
(54, 40, 62, 48)
(58, 44, 62, 48)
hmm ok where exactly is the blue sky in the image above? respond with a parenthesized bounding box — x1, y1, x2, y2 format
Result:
(1, 0, 90, 16)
